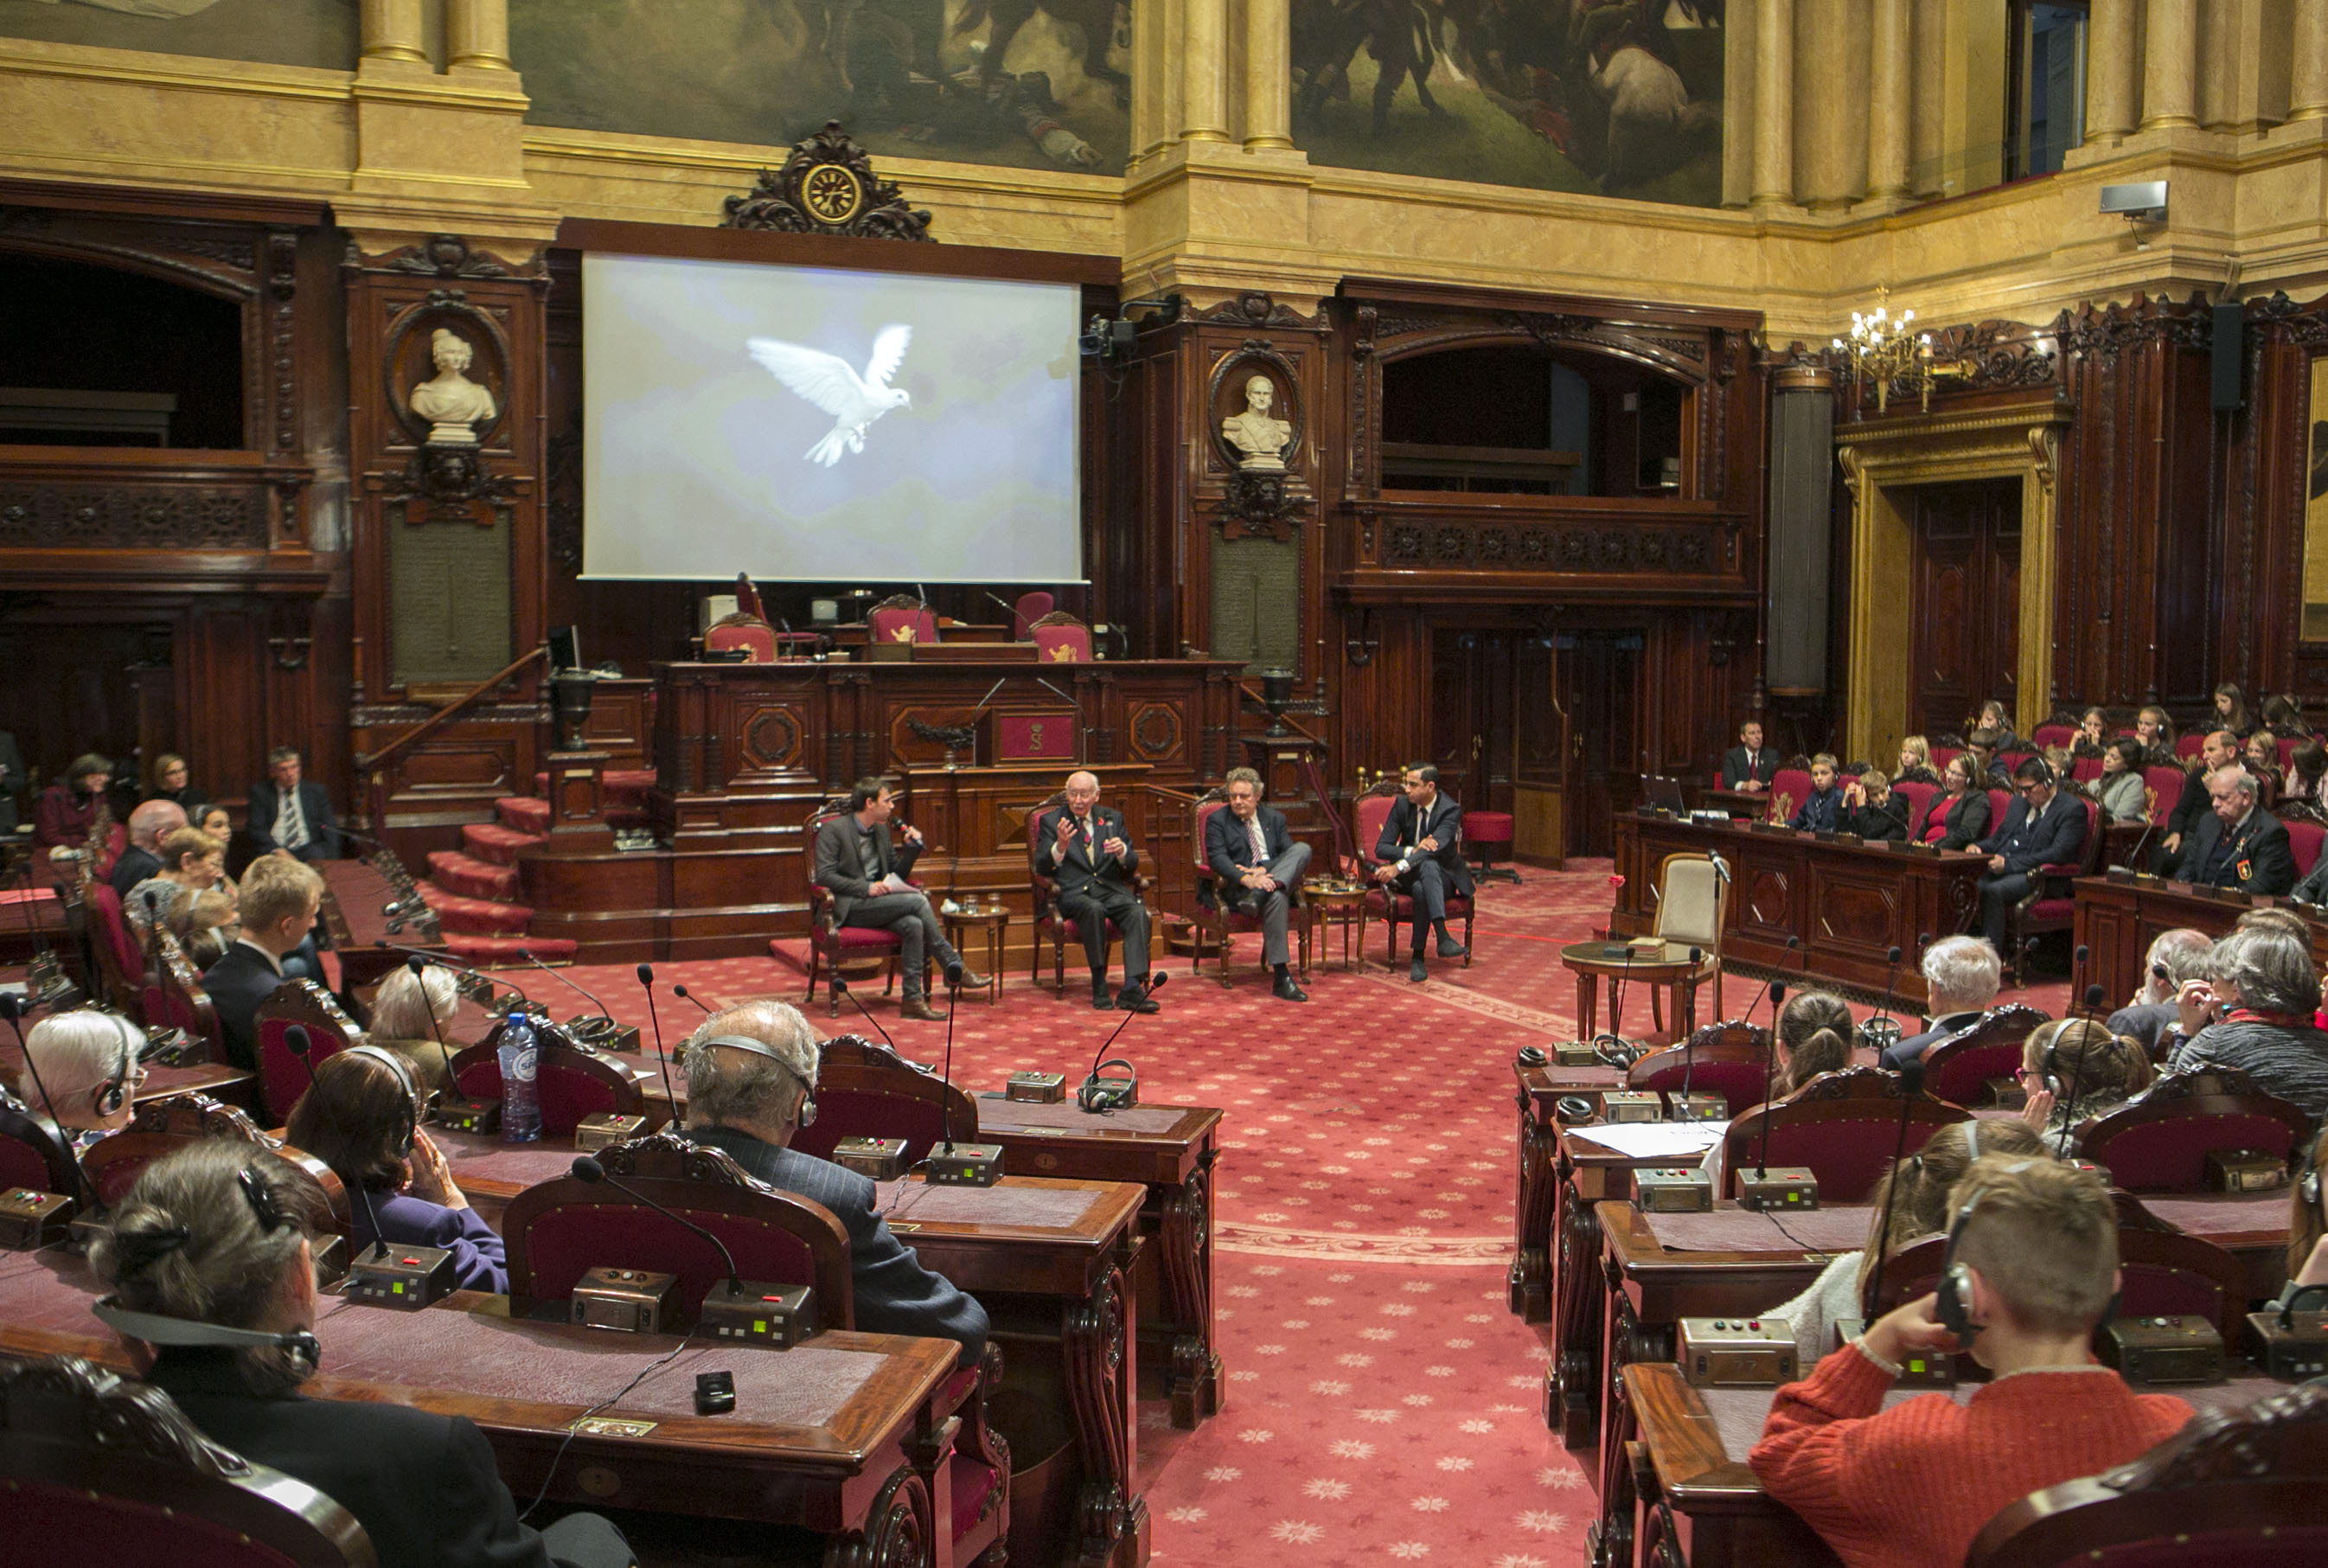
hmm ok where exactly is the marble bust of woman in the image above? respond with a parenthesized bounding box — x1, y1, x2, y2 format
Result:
(410, 327, 496, 444)
(1220, 373, 1291, 471)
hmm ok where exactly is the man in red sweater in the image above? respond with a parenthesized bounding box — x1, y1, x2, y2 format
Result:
(1749, 1155, 2194, 1568)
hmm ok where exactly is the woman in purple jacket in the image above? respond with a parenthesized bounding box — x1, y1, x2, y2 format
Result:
(284, 1045, 507, 1294)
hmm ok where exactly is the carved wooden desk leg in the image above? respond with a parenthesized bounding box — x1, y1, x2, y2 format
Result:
(1065, 1246, 1149, 1568)
(1160, 1155, 1222, 1428)
(822, 1463, 935, 1568)
(1509, 1085, 1556, 1321)
(1549, 1165, 1605, 1447)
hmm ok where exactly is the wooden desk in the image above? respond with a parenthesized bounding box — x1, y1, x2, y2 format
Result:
(1613, 1361, 2292, 1568)
(2075, 872, 2328, 1007)
(317, 851, 440, 996)
(1611, 813, 1990, 1009)
(2, 1039, 252, 1110)
(0, 1244, 976, 1565)
(1509, 1057, 1625, 1322)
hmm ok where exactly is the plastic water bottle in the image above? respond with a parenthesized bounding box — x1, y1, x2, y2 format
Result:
(497, 1013, 541, 1143)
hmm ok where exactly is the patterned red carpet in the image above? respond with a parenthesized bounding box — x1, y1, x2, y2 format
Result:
(496, 861, 2072, 1565)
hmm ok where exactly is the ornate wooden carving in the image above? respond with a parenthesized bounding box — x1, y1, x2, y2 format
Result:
(371, 232, 534, 282)
(720, 122, 932, 241)
(1193, 291, 1320, 330)
(1372, 515, 1720, 574)
(593, 1129, 764, 1187)
(0, 481, 270, 549)
(2060, 291, 2213, 363)
(0, 1356, 248, 1476)
(2098, 1379, 2328, 1491)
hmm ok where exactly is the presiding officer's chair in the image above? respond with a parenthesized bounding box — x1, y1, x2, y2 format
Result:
(867, 594, 938, 646)
(1028, 610, 1092, 662)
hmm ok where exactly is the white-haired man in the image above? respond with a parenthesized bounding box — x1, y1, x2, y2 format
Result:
(1034, 771, 1156, 1012)
(11, 1008, 145, 1148)
(2172, 767, 2295, 895)
(1880, 936, 2001, 1068)
(109, 797, 187, 899)
(681, 999, 988, 1359)
(1204, 767, 1313, 1002)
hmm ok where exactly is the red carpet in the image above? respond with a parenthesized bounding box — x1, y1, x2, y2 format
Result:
(479, 864, 2071, 1564)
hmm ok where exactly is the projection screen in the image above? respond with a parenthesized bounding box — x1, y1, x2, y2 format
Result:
(581, 251, 1084, 584)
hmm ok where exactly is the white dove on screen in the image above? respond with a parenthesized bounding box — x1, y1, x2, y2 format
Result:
(745, 324, 912, 466)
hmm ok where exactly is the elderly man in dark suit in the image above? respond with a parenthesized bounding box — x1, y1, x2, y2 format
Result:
(812, 778, 980, 1022)
(1719, 719, 1778, 794)
(2174, 766, 2296, 895)
(679, 998, 989, 1360)
(246, 746, 340, 862)
(1035, 770, 1154, 1012)
(1973, 755, 2088, 953)
(1204, 765, 1313, 1002)
(1373, 762, 1473, 984)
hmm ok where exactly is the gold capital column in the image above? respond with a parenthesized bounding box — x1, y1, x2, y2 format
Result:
(1244, 0, 1292, 149)
(1749, 0, 1795, 208)
(2139, 0, 2198, 130)
(1865, 0, 1909, 202)
(2084, 0, 2137, 141)
(446, 0, 514, 72)
(1183, 0, 1231, 142)
(2293, 0, 2328, 120)
(360, 0, 425, 63)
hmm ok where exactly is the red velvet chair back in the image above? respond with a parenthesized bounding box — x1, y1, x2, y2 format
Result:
(2141, 766, 2186, 823)
(0, 1355, 374, 1568)
(1029, 610, 1090, 662)
(784, 1034, 980, 1167)
(867, 596, 937, 646)
(0, 1101, 80, 1205)
(1768, 768, 1813, 824)
(2070, 755, 2103, 783)
(1193, 797, 1228, 880)
(253, 980, 366, 1125)
(1968, 1373, 2328, 1568)
(704, 616, 777, 662)
(1911, 1002, 2051, 1109)
(1985, 786, 2012, 835)
(1930, 746, 1962, 773)
(1721, 1067, 1969, 1202)
(80, 1094, 350, 1231)
(145, 933, 221, 1062)
(448, 1032, 643, 1137)
(2286, 816, 2325, 879)
(2279, 734, 2304, 768)
(1892, 780, 1937, 841)
(86, 884, 144, 1013)
(1626, 1039, 1773, 1118)
(2174, 733, 2206, 760)
(1873, 1213, 2248, 1335)
(503, 1132, 853, 1328)
(2031, 723, 2076, 749)
(2075, 1075, 2312, 1192)
(1352, 788, 1395, 866)
(1011, 591, 1054, 641)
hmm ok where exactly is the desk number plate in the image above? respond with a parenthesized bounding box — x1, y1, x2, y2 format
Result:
(571, 1417, 656, 1437)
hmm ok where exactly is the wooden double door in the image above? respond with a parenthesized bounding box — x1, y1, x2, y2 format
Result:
(1428, 623, 1636, 860)
(1908, 478, 2022, 739)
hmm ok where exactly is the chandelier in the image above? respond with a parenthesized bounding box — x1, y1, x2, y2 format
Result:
(1830, 290, 1966, 415)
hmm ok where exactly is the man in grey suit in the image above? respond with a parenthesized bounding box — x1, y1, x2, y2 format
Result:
(812, 778, 982, 1022)
(1204, 766, 1313, 1002)
(679, 999, 988, 1360)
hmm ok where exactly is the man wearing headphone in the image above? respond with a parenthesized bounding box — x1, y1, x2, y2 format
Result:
(1749, 1155, 2192, 1568)
(679, 999, 988, 1359)
(12, 1009, 144, 1149)
(1971, 754, 2088, 953)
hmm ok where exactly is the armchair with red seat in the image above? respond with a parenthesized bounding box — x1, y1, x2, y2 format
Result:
(253, 979, 365, 1125)
(84, 883, 146, 1017)
(1719, 1066, 1971, 1202)
(1011, 590, 1055, 641)
(703, 612, 777, 662)
(867, 593, 939, 648)
(1918, 1002, 2052, 1109)
(2073, 1067, 2312, 1193)
(784, 1034, 979, 1168)
(1892, 779, 1938, 842)
(1192, 788, 1311, 990)
(1766, 766, 1813, 826)
(2002, 794, 2102, 986)
(446, 1021, 649, 1138)
(1028, 609, 1092, 663)
(78, 1091, 350, 1231)
(1624, 1021, 1772, 1118)
(798, 798, 919, 1019)
(1347, 778, 1473, 970)
(1024, 790, 1149, 995)
(139, 930, 222, 1066)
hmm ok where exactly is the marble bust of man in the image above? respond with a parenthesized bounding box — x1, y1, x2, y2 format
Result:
(1221, 373, 1291, 471)
(410, 327, 496, 445)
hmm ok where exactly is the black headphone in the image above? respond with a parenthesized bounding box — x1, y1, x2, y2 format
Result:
(1078, 1057, 1139, 1114)
(91, 1298, 323, 1376)
(340, 1044, 422, 1158)
(2301, 1132, 2323, 1208)
(1935, 1157, 2113, 1342)
(2037, 1021, 2068, 1099)
(81, 1010, 137, 1119)
(697, 1034, 817, 1127)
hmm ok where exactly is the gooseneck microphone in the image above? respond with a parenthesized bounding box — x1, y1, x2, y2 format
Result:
(830, 977, 901, 1053)
(572, 1155, 743, 1292)
(2056, 982, 2107, 1158)
(519, 947, 616, 1022)
(636, 963, 681, 1130)
(669, 982, 713, 1014)
(2070, 943, 2091, 1010)
(1861, 1059, 1928, 1322)
(373, 942, 529, 1006)
(1079, 970, 1168, 1112)
(283, 1024, 391, 1262)
(1872, 945, 1903, 1029)
(406, 954, 455, 1059)
(1674, 947, 1704, 1118)
(1749, 980, 1788, 1175)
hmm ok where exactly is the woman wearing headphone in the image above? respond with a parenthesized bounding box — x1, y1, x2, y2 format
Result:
(284, 1046, 507, 1294)
(9, 1009, 144, 1147)
(92, 1142, 632, 1568)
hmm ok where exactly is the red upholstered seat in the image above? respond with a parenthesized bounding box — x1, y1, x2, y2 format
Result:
(1918, 1003, 2050, 1109)
(2286, 816, 2324, 879)
(1192, 794, 1311, 988)
(1767, 767, 1812, 825)
(253, 980, 366, 1125)
(2075, 1074, 2312, 1193)
(704, 615, 777, 662)
(2140, 765, 2185, 822)
(2070, 755, 2103, 782)
(86, 883, 145, 1016)
(1720, 1066, 1969, 1202)
(1028, 610, 1092, 662)
(2175, 733, 2206, 759)
(785, 1036, 977, 1168)
(1875, 1206, 2248, 1334)
(448, 1030, 644, 1138)
(146, 931, 221, 1064)
(80, 1095, 350, 1232)
(2279, 734, 2304, 768)
(1350, 784, 1474, 966)
(2005, 795, 2101, 984)
(1625, 1025, 1773, 1118)
(867, 596, 938, 646)
(1893, 780, 1938, 842)
(2031, 723, 2075, 749)
(1984, 786, 2011, 832)
(1011, 590, 1054, 641)
(1930, 746, 1962, 773)
(1462, 811, 1514, 844)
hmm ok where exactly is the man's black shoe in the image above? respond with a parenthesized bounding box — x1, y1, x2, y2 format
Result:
(1273, 973, 1308, 1002)
(1408, 957, 1427, 983)
(1091, 988, 1116, 1010)
(1117, 984, 1161, 1014)
(1436, 936, 1468, 959)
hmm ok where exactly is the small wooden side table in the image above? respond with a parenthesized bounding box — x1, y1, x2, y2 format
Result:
(1558, 938, 1700, 1046)
(1306, 882, 1367, 971)
(941, 902, 1007, 1002)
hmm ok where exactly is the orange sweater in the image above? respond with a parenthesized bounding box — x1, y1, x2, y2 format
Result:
(1748, 1344, 2193, 1568)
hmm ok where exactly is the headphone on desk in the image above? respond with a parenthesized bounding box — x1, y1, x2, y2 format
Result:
(697, 1035, 817, 1127)
(1078, 1058, 1139, 1115)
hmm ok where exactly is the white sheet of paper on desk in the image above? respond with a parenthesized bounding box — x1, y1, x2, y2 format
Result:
(1568, 1121, 1730, 1158)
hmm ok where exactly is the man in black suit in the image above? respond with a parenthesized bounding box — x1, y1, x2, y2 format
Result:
(1973, 755, 2088, 952)
(1204, 766, 1313, 1002)
(811, 778, 981, 1021)
(1372, 762, 1473, 984)
(108, 797, 186, 898)
(246, 746, 341, 862)
(2160, 729, 2239, 867)
(1035, 770, 1155, 1012)
(102, 1142, 634, 1568)
(680, 999, 988, 1359)
(201, 854, 322, 1071)
(2174, 766, 2296, 895)
(1719, 719, 1777, 794)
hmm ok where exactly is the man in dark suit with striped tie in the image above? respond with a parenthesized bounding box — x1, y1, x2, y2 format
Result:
(1035, 770, 1155, 1012)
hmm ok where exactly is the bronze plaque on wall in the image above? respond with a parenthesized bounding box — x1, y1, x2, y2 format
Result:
(1211, 532, 1300, 673)
(391, 515, 513, 686)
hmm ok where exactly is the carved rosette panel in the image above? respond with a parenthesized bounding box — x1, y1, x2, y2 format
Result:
(1376, 517, 1717, 574)
(743, 705, 805, 771)
(0, 483, 268, 549)
(886, 707, 979, 765)
(1128, 701, 1184, 763)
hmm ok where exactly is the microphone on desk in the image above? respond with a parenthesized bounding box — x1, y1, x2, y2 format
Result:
(572, 1154, 742, 1291)
(2126, 813, 2162, 875)
(1744, 979, 1786, 1161)
(406, 954, 455, 1066)
(636, 963, 681, 1130)
(284, 1024, 393, 1262)
(1860, 1059, 1928, 1322)
(2055, 982, 2108, 1159)
(571, 1155, 817, 1345)
(830, 977, 901, 1053)
(670, 982, 713, 1014)
(1079, 971, 1167, 1114)
(1673, 947, 1704, 1119)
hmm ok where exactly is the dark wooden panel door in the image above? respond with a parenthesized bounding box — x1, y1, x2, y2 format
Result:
(1429, 628, 1539, 817)
(1557, 630, 1643, 858)
(1909, 479, 2021, 739)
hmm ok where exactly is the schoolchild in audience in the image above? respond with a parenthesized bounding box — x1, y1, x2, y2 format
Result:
(1789, 754, 1844, 831)
(2013, 1019, 2152, 1138)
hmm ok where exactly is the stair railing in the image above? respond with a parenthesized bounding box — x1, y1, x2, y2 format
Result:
(355, 644, 548, 841)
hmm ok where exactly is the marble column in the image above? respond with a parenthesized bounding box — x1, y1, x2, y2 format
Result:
(2293, 0, 2328, 121)
(1865, 0, 1909, 202)
(2139, 0, 2198, 130)
(1750, 0, 1795, 208)
(2084, 0, 2137, 142)
(1244, 0, 1292, 149)
(360, 0, 425, 63)
(446, 0, 514, 72)
(1183, 0, 1231, 142)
